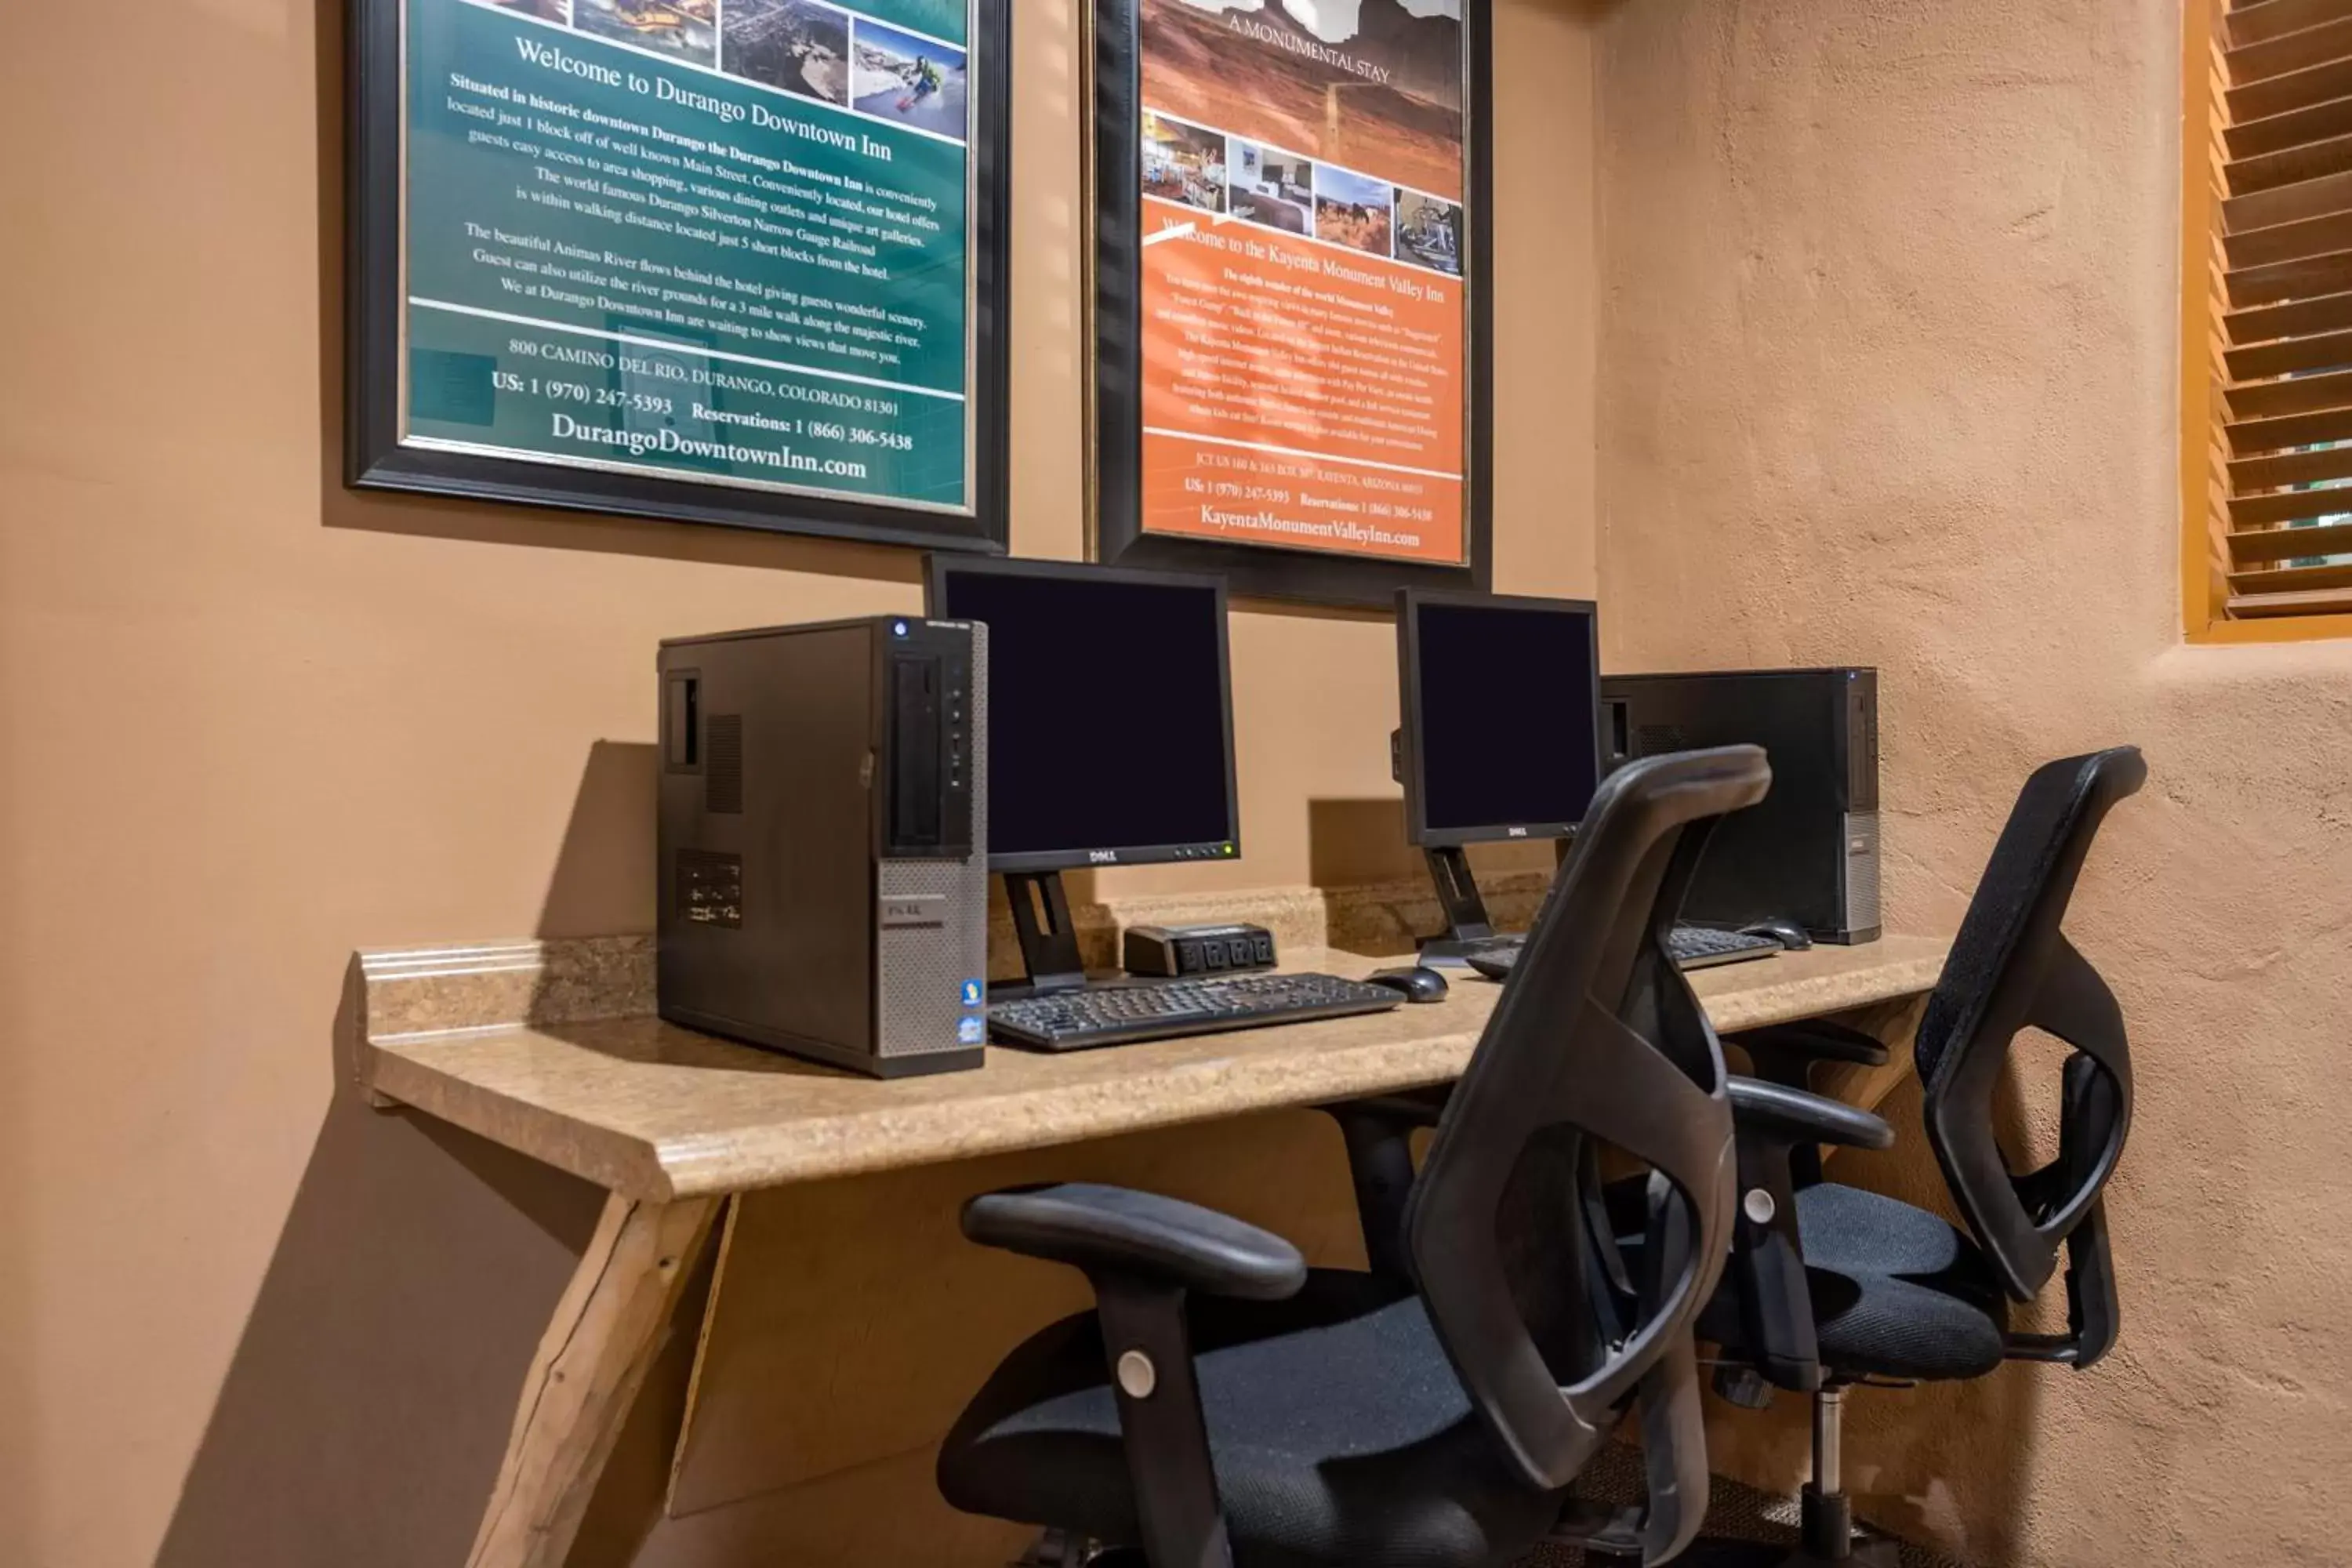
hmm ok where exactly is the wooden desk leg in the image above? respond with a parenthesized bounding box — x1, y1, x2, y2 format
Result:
(467, 1192, 723, 1568)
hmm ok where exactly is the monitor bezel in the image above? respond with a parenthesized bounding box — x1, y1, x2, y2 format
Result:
(1397, 586, 1606, 849)
(925, 554, 1243, 873)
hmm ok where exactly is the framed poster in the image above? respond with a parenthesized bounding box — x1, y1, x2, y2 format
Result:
(1087, 0, 1491, 604)
(347, 0, 1009, 551)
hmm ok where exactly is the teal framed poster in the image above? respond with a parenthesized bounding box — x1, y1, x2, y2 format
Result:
(347, 0, 1008, 550)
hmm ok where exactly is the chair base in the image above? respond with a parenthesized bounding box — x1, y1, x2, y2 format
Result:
(1588, 1538, 1897, 1567)
(1015, 1531, 1142, 1567)
(1671, 1539, 1900, 1566)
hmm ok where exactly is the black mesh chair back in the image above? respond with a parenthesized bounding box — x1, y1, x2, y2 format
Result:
(1406, 746, 1765, 1563)
(1915, 746, 2147, 1304)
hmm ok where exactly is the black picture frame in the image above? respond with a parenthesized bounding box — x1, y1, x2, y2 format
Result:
(345, 0, 1012, 554)
(1084, 0, 1493, 607)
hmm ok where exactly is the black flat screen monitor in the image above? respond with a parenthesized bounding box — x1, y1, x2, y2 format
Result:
(1398, 589, 1605, 847)
(926, 557, 1241, 873)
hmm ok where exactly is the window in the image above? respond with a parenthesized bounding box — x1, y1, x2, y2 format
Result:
(2183, 0, 2352, 639)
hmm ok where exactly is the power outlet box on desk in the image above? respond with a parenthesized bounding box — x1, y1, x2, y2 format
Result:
(1123, 923, 1277, 978)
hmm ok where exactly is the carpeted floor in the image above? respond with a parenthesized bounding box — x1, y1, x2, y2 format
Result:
(1019, 1445, 1972, 1568)
(1513, 1445, 1971, 1568)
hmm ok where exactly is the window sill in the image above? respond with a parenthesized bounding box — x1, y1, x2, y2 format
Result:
(2185, 613, 2352, 646)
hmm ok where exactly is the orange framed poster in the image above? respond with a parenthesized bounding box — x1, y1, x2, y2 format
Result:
(1087, 0, 1490, 604)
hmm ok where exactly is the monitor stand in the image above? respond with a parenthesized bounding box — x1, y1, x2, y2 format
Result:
(1416, 838, 1577, 962)
(1418, 847, 1496, 961)
(996, 869, 1092, 997)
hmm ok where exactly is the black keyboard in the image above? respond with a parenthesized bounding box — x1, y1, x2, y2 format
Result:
(1462, 924, 1783, 982)
(987, 971, 1405, 1051)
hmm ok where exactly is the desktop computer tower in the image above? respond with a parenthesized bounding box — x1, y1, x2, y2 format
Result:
(1600, 668, 1880, 943)
(656, 616, 989, 1076)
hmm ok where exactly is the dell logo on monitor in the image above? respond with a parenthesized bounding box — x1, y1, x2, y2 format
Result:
(1506, 826, 1528, 838)
(1088, 849, 1119, 865)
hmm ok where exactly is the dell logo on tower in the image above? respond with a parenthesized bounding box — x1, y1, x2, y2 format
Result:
(1088, 849, 1119, 865)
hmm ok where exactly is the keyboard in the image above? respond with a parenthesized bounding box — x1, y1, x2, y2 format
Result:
(1461, 924, 1784, 982)
(987, 971, 1405, 1051)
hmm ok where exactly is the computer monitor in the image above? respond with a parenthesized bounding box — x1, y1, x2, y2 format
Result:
(1399, 589, 1604, 844)
(925, 555, 1241, 989)
(1396, 588, 1604, 956)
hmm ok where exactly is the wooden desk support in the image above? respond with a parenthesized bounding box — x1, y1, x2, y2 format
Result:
(350, 932, 1949, 1568)
(466, 1193, 718, 1568)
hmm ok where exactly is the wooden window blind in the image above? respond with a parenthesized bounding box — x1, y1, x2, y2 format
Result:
(2190, 0, 2352, 630)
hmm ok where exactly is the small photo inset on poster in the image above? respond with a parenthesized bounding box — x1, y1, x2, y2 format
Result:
(723, 0, 851, 106)
(1396, 187, 1463, 276)
(851, 18, 968, 141)
(573, 0, 717, 66)
(1312, 163, 1395, 259)
(488, 0, 572, 21)
(1229, 140, 1312, 236)
(1142, 111, 1229, 215)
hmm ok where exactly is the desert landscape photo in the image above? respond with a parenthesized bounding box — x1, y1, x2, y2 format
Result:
(1139, 0, 1462, 201)
(1312, 162, 1394, 257)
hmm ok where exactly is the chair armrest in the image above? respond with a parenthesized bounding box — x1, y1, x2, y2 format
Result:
(1719, 1080, 1888, 1395)
(962, 1183, 1307, 1301)
(1328, 1087, 1451, 1127)
(1735, 1020, 1890, 1069)
(1316, 1088, 1451, 1287)
(1732, 1025, 1890, 1190)
(962, 1185, 1288, 1566)
(1727, 1077, 1894, 1152)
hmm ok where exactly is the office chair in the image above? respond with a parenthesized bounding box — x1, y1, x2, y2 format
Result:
(1651, 746, 2148, 1566)
(935, 747, 1774, 1568)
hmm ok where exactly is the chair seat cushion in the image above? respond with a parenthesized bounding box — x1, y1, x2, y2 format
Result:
(1687, 1181, 2010, 1381)
(1791, 1184, 2010, 1381)
(937, 1270, 1566, 1568)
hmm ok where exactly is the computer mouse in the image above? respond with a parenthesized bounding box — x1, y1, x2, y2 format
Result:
(1737, 918, 1814, 951)
(1368, 965, 1450, 1003)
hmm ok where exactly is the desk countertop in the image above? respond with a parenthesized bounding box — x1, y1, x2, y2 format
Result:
(350, 936, 1948, 1201)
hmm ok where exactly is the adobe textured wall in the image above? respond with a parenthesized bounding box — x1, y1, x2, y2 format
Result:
(1595, 2, 2352, 1564)
(0, 0, 1592, 1562)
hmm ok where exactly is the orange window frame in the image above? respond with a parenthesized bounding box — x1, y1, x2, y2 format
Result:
(2182, 0, 2352, 644)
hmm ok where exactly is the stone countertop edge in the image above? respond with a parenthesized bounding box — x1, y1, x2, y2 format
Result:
(361, 1006, 1484, 1203)
(352, 929, 1948, 1202)
(648, 1034, 1475, 1200)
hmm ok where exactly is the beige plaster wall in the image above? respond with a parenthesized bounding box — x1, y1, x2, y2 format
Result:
(1594, 2, 2352, 1564)
(0, 0, 1592, 1562)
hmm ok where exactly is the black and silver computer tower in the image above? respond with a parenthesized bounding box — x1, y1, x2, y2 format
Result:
(1601, 667, 1880, 944)
(656, 616, 989, 1076)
